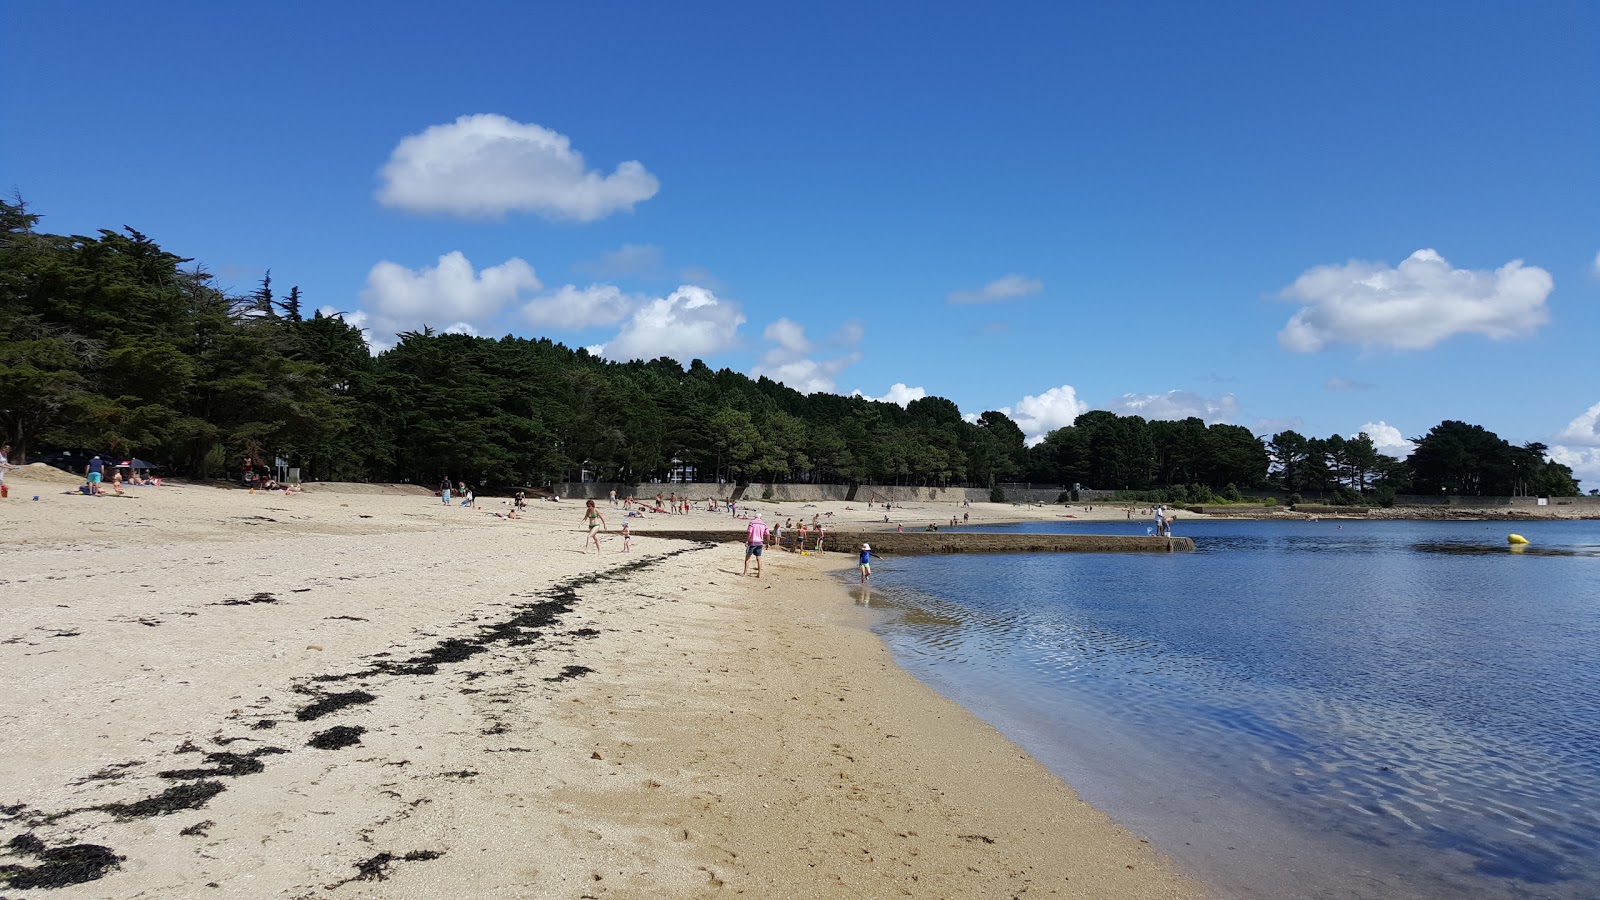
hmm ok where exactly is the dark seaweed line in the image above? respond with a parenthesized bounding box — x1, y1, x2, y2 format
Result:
(0, 547, 707, 893)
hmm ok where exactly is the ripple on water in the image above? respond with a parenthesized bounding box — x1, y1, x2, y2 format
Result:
(870, 519, 1600, 900)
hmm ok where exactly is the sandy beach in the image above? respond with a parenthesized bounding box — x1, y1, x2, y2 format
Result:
(0, 467, 1202, 898)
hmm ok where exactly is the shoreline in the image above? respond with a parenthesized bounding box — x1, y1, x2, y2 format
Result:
(0, 470, 1203, 898)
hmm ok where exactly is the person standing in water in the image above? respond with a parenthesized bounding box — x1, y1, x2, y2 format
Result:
(859, 543, 872, 583)
(581, 499, 607, 552)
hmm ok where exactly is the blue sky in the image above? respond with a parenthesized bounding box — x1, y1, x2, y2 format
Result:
(4, 1, 1598, 483)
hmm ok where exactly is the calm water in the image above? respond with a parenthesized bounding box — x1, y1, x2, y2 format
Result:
(861, 519, 1600, 899)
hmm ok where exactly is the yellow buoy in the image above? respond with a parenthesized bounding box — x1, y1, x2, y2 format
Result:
(1508, 534, 1528, 545)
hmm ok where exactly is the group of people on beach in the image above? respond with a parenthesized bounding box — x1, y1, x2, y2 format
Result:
(75, 454, 163, 496)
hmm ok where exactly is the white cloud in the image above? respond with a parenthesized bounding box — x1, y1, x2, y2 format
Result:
(990, 385, 1089, 445)
(1548, 446, 1600, 491)
(358, 251, 540, 346)
(855, 383, 927, 407)
(948, 274, 1044, 304)
(1277, 249, 1553, 352)
(376, 114, 659, 221)
(590, 285, 744, 363)
(521, 283, 637, 330)
(751, 318, 863, 394)
(575, 243, 664, 279)
(316, 306, 378, 353)
(1592, 251, 1600, 277)
(1106, 390, 1239, 423)
(1555, 401, 1600, 447)
(1355, 421, 1416, 457)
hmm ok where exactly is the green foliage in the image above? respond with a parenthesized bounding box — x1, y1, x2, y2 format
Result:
(1287, 493, 1302, 507)
(1375, 486, 1397, 508)
(1222, 482, 1244, 502)
(990, 486, 1006, 503)
(1, 196, 1581, 498)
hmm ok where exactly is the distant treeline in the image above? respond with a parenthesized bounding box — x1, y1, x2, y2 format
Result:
(0, 197, 1579, 497)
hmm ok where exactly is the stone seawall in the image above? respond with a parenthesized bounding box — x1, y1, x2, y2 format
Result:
(637, 529, 1194, 555)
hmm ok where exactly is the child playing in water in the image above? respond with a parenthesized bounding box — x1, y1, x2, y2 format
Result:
(859, 543, 872, 583)
(621, 521, 631, 552)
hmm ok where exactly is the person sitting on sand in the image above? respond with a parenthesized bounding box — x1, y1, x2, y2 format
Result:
(460, 489, 474, 507)
(111, 471, 125, 494)
(581, 499, 607, 552)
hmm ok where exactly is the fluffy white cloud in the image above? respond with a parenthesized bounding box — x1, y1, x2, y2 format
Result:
(990, 385, 1089, 445)
(521, 283, 637, 330)
(1278, 249, 1553, 352)
(1548, 446, 1600, 491)
(750, 318, 864, 394)
(358, 251, 540, 346)
(376, 114, 659, 221)
(948, 274, 1044, 304)
(1592, 251, 1600, 277)
(1555, 401, 1600, 448)
(1354, 421, 1416, 457)
(855, 383, 927, 407)
(1106, 390, 1239, 423)
(590, 285, 744, 363)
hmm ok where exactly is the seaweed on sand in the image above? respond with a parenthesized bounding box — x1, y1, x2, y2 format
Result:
(1, 835, 122, 890)
(295, 690, 375, 721)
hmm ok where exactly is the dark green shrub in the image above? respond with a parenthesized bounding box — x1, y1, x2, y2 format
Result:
(1222, 482, 1243, 502)
(990, 486, 1007, 503)
(1287, 492, 1302, 507)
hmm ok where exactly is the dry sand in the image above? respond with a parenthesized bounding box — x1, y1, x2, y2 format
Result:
(0, 468, 1203, 898)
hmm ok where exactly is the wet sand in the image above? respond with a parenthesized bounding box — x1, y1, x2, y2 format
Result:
(0, 470, 1202, 898)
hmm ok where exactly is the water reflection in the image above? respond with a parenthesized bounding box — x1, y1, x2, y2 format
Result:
(870, 519, 1600, 900)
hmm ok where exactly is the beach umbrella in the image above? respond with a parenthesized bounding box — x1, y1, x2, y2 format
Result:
(117, 457, 160, 470)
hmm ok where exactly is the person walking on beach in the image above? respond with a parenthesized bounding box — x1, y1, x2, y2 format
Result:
(85, 455, 104, 489)
(859, 543, 872, 583)
(743, 513, 767, 578)
(581, 499, 607, 552)
(620, 521, 631, 552)
(609, 488, 617, 507)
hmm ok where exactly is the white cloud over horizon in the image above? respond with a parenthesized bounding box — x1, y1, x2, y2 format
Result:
(1554, 401, 1600, 447)
(992, 385, 1090, 445)
(1592, 250, 1600, 277)
(854, 383, 927, 407)
(357, 251, 541, 349)
(376, 114, 659, 221)
(1354, 420, 1416, 457)
(1552, 402, 1600, 490)
(521, 283, 637, 330)
(1278, 249, 1553, 352)
(750, 318, 863, 394)
(588, 285, 744, 363)
(948, 274, 1044, 304)
(1105, 390, 1239, 423)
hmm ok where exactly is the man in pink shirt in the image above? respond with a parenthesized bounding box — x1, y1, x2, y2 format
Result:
(743, 513, 768, 578)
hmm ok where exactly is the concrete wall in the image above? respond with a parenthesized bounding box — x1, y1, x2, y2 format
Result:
(636, 528, 1193, 554)
(551, 482, 1075, 504)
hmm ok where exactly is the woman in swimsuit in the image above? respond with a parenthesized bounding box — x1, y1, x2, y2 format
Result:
(582, 499, 607, 552)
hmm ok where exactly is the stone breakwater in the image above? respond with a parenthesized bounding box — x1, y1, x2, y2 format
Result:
(640, 530, 1195, 554)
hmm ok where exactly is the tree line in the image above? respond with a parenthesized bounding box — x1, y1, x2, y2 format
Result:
(0, 197, 1579, 497)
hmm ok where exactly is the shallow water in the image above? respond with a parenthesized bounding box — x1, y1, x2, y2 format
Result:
(865, 518, 1600, 899)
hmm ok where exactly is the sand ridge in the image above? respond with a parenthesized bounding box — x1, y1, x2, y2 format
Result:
(0, 472, 1203, 898)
